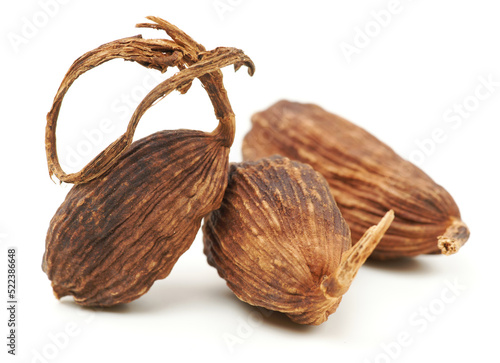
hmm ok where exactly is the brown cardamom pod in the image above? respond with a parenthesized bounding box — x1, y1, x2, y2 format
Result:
(203, 156, 394, 325)
(42, 17, 254, 306)
(242, 101, 469, 259)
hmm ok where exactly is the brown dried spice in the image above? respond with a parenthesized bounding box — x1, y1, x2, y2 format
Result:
(242, 101, 469, 260)
(203, 156, 394, 325)
(42, 17, 254, 306)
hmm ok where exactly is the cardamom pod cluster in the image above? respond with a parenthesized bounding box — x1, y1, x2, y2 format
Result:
(203, 156, 394, 325)
(43, 17, 469, 326)
(42, 17, 254, 306)
(242, 100, 470, 259)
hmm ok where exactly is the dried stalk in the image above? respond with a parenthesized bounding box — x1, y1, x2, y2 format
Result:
(46, 16, 254, 184)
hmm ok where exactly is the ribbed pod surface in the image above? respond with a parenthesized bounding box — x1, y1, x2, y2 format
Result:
(203, 156, 351, 325)
(43, 130, 229, 306)
(242, 101, 469, 259)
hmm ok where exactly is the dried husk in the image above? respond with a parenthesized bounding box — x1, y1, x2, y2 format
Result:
(42, 17, 254, 306)
(203, 156, 394, 325)
(242, 101, 469, 259)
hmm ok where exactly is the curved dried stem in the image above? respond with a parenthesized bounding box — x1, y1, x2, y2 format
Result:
(321, 210, 395, 298)
(438, 219, 470, 255)
(45, 17, 254, 185)
(125, 46, 254, 148)
(136, 17, 256, 145)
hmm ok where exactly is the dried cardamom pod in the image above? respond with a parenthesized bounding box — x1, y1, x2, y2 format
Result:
(42, 17, 254, 306)
(242, 101, 469, 259)
(203, 156, 394, 325)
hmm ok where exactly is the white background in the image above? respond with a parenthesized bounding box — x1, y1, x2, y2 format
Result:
(1, 1, 499, 362)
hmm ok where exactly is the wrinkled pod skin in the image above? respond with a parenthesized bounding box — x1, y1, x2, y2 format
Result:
(242, 101, 469, 260)
(203, 156, 394, 325)
(43, 130, 229, 306)
(42, 17, 255, 307)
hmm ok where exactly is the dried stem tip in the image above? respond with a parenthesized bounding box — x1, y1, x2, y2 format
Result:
(321, 210, 395, 298)
(438, 219, 470, 255)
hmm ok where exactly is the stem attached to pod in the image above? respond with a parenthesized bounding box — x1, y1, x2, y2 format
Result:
(438, 219, 470, 255)
(45, 16, 254, 185)
(136, 16, 251, 147)
(321, 210, 395, 299)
